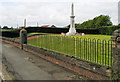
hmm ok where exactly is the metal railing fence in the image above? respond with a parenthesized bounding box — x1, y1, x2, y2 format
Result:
(28, 35, 113, 67)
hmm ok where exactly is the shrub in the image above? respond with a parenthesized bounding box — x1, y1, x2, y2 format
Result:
(98, 25, 120, 35)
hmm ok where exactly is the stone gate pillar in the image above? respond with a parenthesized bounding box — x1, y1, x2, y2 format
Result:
(111, 29, 120, 80)
(20, 29, 27, 49)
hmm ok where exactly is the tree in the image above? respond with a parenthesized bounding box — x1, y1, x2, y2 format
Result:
(11, 27, 13, 29)
(3, 26, 9, 29)
(94, 15, 112, 28)
(73, 15, 113, 29)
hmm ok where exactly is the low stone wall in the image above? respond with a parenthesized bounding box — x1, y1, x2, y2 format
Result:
(2, 37, 111, 80)
(111, 29, 120, 80)
(2, 37, 20, 44)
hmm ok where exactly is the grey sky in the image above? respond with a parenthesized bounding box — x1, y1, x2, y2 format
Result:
(0, 0, 119, 28)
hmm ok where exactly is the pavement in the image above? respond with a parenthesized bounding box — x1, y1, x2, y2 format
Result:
(1, 40, 81, 80)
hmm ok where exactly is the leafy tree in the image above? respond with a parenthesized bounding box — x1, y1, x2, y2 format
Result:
(11, 27, 13, 29)
(3, 26, 9, 29)
(94, 15, 112, 28)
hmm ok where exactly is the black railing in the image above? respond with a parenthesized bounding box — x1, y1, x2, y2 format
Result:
(28, 35, 113, 67)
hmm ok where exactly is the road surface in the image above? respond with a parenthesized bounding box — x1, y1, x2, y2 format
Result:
(1, 40, 81, 80)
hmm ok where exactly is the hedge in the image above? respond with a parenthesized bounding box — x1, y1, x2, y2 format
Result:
(98, 25, 120, 35)
(25, 27, 100, 34)
(1, 25, 120, 38)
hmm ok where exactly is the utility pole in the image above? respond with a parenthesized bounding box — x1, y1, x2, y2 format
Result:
(24, 19, 26, 28)
(37, 22, 38, 27)
(17, 24, 18, 29)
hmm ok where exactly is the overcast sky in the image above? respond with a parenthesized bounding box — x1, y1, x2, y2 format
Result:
(0, 0, 119, 28)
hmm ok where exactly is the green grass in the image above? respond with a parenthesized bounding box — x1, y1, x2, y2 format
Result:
(13, 32, 112, 40)
(55, 34, 112, 41)
(74, 34, 111, 40)
(27, 32, 53, 36)
(28, 34, 113, 67)
(13, 32, 53, 40)
(1, 29, 17, 31)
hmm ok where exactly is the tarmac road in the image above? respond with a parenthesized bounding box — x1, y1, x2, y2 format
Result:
(1, 40, 81, 80)
(1, 41, 54, 80)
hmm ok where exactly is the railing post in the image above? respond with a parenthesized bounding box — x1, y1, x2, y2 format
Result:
(74, 37, 77, 57)
(20, 29, 27, 50)
(111, 29, 120, 80)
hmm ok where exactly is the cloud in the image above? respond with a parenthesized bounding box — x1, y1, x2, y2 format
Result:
(0, 0, 119, 28)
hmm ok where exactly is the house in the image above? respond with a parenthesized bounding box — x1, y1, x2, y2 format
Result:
(51, 25, 56, 28)
(41, 25, 49, 27)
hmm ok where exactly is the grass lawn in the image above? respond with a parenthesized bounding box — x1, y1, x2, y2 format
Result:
(1, 29, 17, 31)
(13, 32, 112, 41)
(27, 32, 53, 36)
(13, 32, 53, 40)
(51, 34, 112, 40)
(28, 34, 113, 67)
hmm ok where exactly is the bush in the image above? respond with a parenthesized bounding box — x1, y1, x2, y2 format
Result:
(98, 25, 120, 35)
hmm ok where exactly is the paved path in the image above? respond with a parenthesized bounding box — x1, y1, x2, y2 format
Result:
(1, 40, 80, 80)
(1, 41, 54, 80)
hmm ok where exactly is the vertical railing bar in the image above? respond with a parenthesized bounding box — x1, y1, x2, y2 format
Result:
(105, 40, 107, 66)
(100, 39, 101, 64)
(43, 35, 45, 48)
(38, 35, 39, 48)
(42, 35, 43, 48)
(41, 36, 43, 48)
(67, 36, 68, 55)
(93, 39, 95, 62)
(111, 41, 113, 67)
(46, 36, 47, 49)
(97, 39, 100, 64)
(77, 37, 79, 58)
(49, 36, 50, 50)
(51, 36, 53, 50)
(62, 36, 64, 53)
(47, 36, 48, 48)
(80, 38, 82, 58)
(84, 38, 85, 59)
(97, 39, 98, 63)
(102, 40, 104, 65)
(95, 39, 96, 63)
(61, 36, 62, 53)
(86, 38, 87, 60)
(108, 40, 110, 68)
(41, 36, 42, 48)
(88, 38, 90, 60)
(74, 37, 75, 57)
(90, 38, 91, 61)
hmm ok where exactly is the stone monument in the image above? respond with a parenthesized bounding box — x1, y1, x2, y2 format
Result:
(66, 3, 77, 36)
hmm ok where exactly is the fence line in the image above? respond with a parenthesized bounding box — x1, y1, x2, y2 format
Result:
(28, 35, 113, 67)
